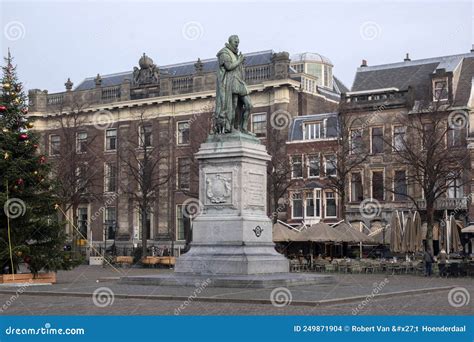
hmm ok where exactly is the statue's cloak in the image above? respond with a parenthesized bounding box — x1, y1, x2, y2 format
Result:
(215, 45, 248, 132)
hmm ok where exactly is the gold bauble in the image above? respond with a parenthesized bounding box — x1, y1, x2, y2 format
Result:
(26, 122, 34, 128)
(3, 83, 10, 89)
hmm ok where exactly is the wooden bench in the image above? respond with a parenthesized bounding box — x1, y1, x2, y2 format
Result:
(114, 256, 134, 266)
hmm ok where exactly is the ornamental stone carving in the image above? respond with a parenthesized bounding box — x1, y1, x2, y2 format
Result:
(205, 173, 232, 204)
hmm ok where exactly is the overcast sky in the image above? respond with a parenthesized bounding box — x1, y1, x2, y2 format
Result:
(1, 0, 472, 93)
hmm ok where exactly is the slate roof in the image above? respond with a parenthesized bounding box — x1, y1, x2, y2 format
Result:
(351, 52, 474, 106)
(75, 50, 275, 91)
(288, 112, 339, 141)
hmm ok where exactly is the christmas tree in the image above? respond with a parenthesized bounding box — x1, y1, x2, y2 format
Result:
(0, 50, 75, 275)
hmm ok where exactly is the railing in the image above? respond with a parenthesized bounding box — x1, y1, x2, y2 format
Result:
(416, 197, 469, 210)
(47, 93, 64, 105)
(102, 86, 121, 100)
(171, 76, 193, 92)
(245, 65, 271, 82)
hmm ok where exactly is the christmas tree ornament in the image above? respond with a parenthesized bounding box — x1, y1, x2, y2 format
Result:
(3, 82, 10, 89)
(33, 170, 38, 175)
(26, 122, 34, 128)
(19, 133, 29, 140)
(16, 178, 24, 185)
(4, 152, 9, 159)
(2, 128, 8, 133)
(0, 105, 6, 111)
(39, 155, 46, 163)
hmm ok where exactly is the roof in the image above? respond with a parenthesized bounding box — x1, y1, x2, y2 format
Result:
(291, 52, 333, 66)
(75, 50, 275, 91)
(333, 76, 349, 94)
(288, 112, 339, 141)
(351, 52, 474, 106)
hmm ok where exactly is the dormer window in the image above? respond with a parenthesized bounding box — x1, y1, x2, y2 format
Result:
(304, 121, 324, 140)
(433, 78, 448, 101)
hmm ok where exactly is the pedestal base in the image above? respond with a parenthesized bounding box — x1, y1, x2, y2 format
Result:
(119, 273, 334, 288)
(175, 243, 289, 275)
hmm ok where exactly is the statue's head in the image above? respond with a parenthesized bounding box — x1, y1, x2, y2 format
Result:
(228, 35, 240, 50)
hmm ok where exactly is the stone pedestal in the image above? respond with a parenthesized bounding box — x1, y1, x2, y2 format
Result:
(175, 132, 289, 275)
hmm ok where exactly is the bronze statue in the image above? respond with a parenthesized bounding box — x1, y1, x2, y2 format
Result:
(214, 35, 253, 134)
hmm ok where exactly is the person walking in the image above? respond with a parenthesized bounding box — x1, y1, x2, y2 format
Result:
(424, 249, 434, 276)
(438, 249, 447, 277)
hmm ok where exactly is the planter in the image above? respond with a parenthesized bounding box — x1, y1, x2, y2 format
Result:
(89, 256, 104, 266)
(0, 272, 56, 284)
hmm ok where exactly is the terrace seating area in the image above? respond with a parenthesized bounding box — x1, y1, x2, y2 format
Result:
(290, 257, 474, 277)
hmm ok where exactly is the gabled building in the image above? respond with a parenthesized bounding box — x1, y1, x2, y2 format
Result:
(341, 49, 474, 237)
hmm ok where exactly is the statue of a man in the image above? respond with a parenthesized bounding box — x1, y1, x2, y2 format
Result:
(214, 35, 253, 134)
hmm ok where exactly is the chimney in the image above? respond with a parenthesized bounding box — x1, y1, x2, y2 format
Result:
(470, 44, 474, 53)
(360, 59, 368, 67)
(404, 53, 411, 62)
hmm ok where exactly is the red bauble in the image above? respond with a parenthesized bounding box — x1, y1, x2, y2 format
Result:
(0, 105, 6, 111)
(22, 108, 28, 114)
(39, 155, 46, 164)
(33, 144, 38, 149)
(19, 133, 29, 141)
(16, 178, 24, 185)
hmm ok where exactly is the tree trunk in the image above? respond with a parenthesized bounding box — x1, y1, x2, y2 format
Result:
(141, 207, 148, 258)
(425, 204, 435, 254)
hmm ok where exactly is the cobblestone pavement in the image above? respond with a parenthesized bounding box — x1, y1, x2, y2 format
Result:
(0, 266, 472, 315)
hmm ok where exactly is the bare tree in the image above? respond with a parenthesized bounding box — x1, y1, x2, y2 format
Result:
(384, 98, 469, 254)
(119, 111, 171, 257)
(50, 96, 102, 255)
(267, 125, 295, 222)
(324, 108, 371, 219)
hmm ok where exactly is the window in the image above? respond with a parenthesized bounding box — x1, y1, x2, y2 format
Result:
(393, 126, 406, 151)
(104, 207, 116, 240)
(307, 154, 320, 178)
(291, 155, 303, 179)
(371, 171, 384, 201)
(447, 173, 463, 198)
(139, 125, 152, 147)
(393, 170, 407, 201)
(325, 191, 337, 218)
(433, 79, 448, 101)
(49, 135, 60, 155)
(291, 192, 303, 218)
(304, 122, 322, 140)
(177, 121, 190, 145)
(315, 190, 321, 217)
(76, 132, 87, 153)
(105, 129, 117, 151)
(351, 172, 363, 202)
(292, 64, 304, 73)
(76, 164, 88, 193)
(371, 127, 383, 154)
(104, 163, 117, 192)
(422, 123, 434, 150)
(138, 208, 151, 240)
(176, 205, 190, 241)
(251, 113, 267, 137)
(77, 207, 88, 239)
(447, 124, 464, 147)
(350, 129, 363, 154)
(305, 192, 315, 217)
(177, 158, 191, 190)
(324, 155, 336, 177)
